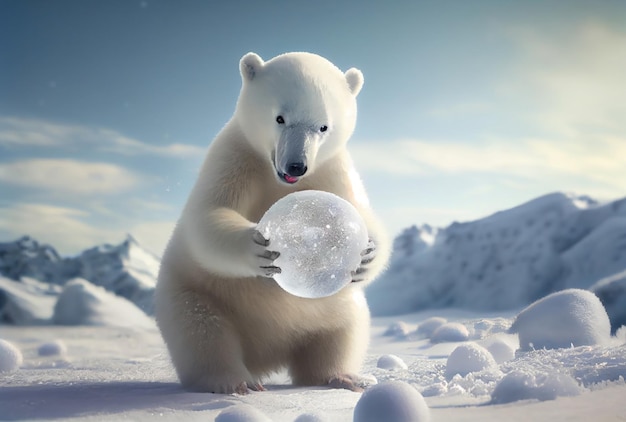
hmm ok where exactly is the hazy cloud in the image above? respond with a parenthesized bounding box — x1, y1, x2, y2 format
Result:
(0, 159, 145, 195)
(0, 116, 205, 158)
(0, 203, 125, 255)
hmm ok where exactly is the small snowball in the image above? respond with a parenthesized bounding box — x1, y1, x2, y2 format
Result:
(445, 342, 497, 379)
(486, 339, 516, 364)
(377, 354, 408, 370)
(294, 413, 328, 422)
(430, 322, 469, 343)
(216, 404, 271, 422)
(38, 339, 68, 357)
(383, 321, 411, 338)
(0, 339, 23, 373)
(257, 190, 368, 299)
(353, 381, 430, 422)
(414, 317, 447, 339)
(421, 382, 448, 397)
(510, 289, 611, 351)
(491, 370, 581, 404)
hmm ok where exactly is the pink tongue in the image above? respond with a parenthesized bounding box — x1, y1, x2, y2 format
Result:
(284, 174, 298, 184)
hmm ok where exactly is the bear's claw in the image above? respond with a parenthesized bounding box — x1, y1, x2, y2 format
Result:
(352, 239, 377, 283)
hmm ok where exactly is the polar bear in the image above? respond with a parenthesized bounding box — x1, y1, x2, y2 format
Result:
(155, 52, 390, 394)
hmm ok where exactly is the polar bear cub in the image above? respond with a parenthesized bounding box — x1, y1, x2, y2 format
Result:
(155, 51, 390, 394)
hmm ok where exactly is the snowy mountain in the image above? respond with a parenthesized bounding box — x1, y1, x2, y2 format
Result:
(0, 235, 159, 324)
(367, 192, 626, 330)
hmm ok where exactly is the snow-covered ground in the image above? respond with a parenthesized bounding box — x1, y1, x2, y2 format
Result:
(1, 310, 625, 421)
(2, 192, 626, 420)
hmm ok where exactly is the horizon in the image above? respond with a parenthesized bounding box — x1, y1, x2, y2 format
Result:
(1, 0, 625, 255)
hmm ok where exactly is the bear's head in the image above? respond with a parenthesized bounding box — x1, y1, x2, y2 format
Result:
(235, 52, 363, 185)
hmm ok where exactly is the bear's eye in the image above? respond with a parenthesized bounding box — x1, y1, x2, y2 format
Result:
(320, 125, 328, 133)
(276, 116, 285, 124)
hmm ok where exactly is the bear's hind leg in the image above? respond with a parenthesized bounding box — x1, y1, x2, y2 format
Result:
(288, 323, 371, 392)
(157, 289, 260, 394)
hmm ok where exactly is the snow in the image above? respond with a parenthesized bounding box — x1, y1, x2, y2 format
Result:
(1, 192, 626, 420)
(257, 190, 368, 298)
(430, 322, 470, 343)
(377, 354, 408, 370)
(490, 370, 581, 404)
(1, 310, 626, 421)
(353, 381, 430, 422)
(383, 321, 411, 338)
(38, 339, 67, 356)
(510, 289, 611, 350)
(215, 404, 272, 421)
(445, 343, 497, 379)
(366, 193, 626, 327)
(52, 278, 155, 329)
(591, 269, 626, 333)
(0, 338, 23, 372)
(414, 316, 447, 339)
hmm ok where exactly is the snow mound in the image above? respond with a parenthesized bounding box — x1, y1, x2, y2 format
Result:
(485, 339, 516, 364)
(430, 322, 469, 343)
(445, 343, 497, 379)
(377, 354, 408, 370)
(216, 404, 271, 422)
(383, 321, 411, 338)
(52, 278, 155, 329)
(257, 190, 368, 299)
(0, 276, 57, 324)
(294, 413, 328, 422)
(353, 381, 430, 422)
(367, 193, 626, 316)
(38, 340, 67, 356)
(591, 269, 626, 333)
(0, 338, 23, 372)
(0, 235, 159, 316)
(491, 370, 581, 404)
(414, 317, 447, 339)
(510, 289, 611, 350)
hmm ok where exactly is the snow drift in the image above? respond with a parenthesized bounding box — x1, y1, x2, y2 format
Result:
(367, 193, 626, 327)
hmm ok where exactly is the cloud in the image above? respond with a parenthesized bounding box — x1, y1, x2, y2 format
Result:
(352, 135, 626, 197)
(130, 220, 177, 256)
(501, 21, 626, 136)
(0, 159, 144, 195)
(0, 116, 205, 158)
(0, 203, 125, 255)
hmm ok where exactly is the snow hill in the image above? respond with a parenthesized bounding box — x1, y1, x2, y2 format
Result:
(367, 192, 626, 331)
(0, 235, 159, 324)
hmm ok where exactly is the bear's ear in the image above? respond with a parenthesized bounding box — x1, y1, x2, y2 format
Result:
(240, 52, 265, 81)
(344, 68, 364, 96)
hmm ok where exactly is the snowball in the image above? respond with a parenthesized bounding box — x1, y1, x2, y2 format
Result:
(491, 370, 581, 404)
(430, 322, 469, 343)
(510, 289, 611, 350)
(294, 413, 328, 422)
(377, 354, 408, 370)
(353, 381, 430, 422)
(383, 321, 411, 338)
(38, 339, 68, 357)
(445, 343, 497, 379)
(0, 339, 23, 373)
(486, 339, 516, 364)
(216, 404, 271, 422)
(257, 190, 368, 299)
(414, 317, 447, 339)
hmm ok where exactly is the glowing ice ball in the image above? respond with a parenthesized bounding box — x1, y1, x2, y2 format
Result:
(257, 190, 368, 299)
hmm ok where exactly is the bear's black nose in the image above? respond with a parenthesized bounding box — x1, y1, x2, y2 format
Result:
(286, 162, 307, 177)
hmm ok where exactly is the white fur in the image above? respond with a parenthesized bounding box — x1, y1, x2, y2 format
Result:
(155, 52, 390, 393)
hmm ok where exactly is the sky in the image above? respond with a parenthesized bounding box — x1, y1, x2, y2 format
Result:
(1, 0, 625, 256)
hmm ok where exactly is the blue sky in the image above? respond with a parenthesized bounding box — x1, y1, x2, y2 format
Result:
(1, 0, 625, 255)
